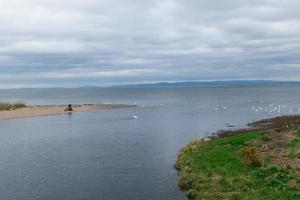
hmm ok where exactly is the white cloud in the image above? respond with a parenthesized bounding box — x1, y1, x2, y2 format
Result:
(41, 68, 162, 78)
(0, 0, 300, 87)
(0, 68, 162, 79)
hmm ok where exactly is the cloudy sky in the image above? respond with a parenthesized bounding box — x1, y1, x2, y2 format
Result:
(0, 0, 300, 88)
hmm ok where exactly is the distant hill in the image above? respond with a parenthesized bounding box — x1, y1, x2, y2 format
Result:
(112, 80, 300, 88)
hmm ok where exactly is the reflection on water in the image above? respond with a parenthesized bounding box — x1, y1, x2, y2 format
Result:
(0, 86, 300, 200)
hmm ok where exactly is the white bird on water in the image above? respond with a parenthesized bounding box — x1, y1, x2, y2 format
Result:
(133, 115, 139, 119)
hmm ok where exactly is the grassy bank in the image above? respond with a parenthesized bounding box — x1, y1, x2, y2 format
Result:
(176, 116, 300, 200)
(0, 102, 26, 111)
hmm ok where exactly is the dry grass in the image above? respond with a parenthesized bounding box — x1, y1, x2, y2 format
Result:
(0, 102, 26, 111)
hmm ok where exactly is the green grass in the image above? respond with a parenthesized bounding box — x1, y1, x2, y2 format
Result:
(176, 131, 300, 200)
(288, 138, 300, 158)
(288, 131, 300, 158)
(296, 129, 300, 137)
(0, 102, 26, 111)
(288, 139, 300, 148)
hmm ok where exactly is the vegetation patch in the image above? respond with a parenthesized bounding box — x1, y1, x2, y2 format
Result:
(176, 126, 300, 200)
(240, 146, 262, 167)
(0, 102, 26, 111)
(288, 139, 300, 148)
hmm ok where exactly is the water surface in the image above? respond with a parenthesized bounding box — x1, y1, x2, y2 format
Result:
(0, 86, 300, 200)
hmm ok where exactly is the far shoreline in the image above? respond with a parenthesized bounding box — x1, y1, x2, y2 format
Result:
(0, 104, 136, 121)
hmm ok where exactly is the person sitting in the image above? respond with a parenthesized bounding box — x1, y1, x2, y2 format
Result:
(65, 104, 73, 112)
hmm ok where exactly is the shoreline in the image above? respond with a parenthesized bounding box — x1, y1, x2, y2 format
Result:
(0, 104, 136, 121)
(176, 115, 300, 199)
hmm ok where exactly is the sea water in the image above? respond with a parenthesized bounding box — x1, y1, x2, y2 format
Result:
(0, 85, 299, 199)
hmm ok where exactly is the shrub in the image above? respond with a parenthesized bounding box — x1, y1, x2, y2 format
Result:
(240, 146, 262, 167)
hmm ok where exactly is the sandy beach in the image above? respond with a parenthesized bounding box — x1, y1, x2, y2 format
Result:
(0, 104, 135, 120)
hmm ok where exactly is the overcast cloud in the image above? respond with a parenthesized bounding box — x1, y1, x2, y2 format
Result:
(0, 0, 300, 88)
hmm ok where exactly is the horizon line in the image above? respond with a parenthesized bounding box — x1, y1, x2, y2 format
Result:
(1, 79, 300, 90)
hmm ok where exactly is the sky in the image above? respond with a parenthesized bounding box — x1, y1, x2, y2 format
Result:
(0, 0, 300, 88)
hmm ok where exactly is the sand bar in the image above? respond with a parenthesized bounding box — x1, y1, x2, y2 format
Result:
(0, 104, 136, 120)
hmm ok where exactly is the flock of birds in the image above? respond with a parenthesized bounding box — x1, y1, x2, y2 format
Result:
(214, 103, 299, 116)
(214, 106, 227, 111)
(251, 104, 288, 114)
(132, 102, 300, 119)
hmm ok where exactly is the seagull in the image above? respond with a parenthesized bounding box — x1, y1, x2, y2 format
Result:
(133, 115, 139, 119)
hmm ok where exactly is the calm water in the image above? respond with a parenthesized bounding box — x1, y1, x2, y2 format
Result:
(0, 86, 300, 200)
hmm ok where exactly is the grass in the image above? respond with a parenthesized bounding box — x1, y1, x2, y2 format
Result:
(288, 132, 300, 159)
(288, 139, 300, 148)
(296, 129, 300, 137)
(176, 131, 300, 200)
(0, 102, 26, 111)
